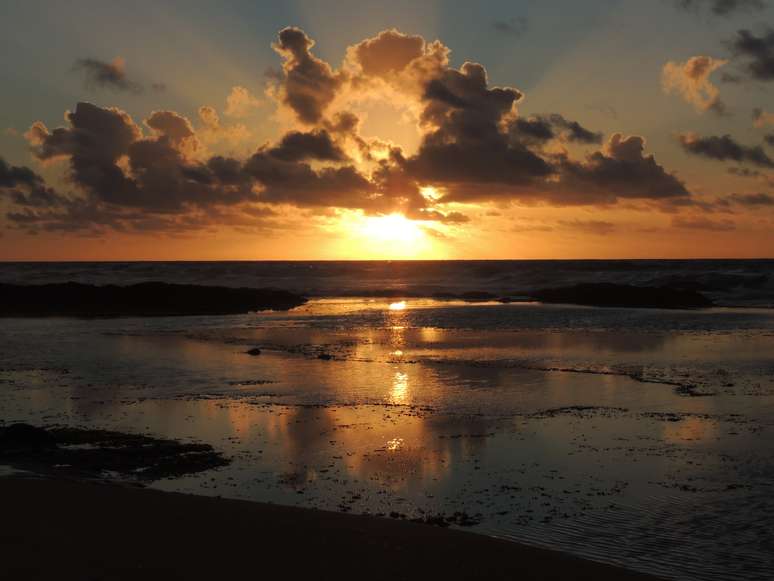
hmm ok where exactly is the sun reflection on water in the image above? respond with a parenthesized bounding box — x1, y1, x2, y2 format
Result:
(390, 371, 409, 404)
(386, 437, 405, 451)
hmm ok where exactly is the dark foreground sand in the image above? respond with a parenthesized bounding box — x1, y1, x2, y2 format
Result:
(0, 477, 660, 581)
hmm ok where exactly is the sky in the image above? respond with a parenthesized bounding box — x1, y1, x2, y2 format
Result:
(1, 0, 773, 260)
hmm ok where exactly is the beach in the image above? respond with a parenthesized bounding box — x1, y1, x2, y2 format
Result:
(2, 262, 774, 580)
(1, 476, 659, 580)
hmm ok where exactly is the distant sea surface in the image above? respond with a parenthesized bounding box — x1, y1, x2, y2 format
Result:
(1, 259, 774, 306)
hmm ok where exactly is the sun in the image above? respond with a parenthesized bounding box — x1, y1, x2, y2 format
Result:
(329, 210, 444, 259)
(360, 214, 424, 243)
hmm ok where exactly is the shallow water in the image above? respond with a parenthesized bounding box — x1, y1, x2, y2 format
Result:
(2, 298, 774, 580)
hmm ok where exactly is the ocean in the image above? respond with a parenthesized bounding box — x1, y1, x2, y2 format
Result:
(1, 259, 773, 306)
(1, 260, 773, 580)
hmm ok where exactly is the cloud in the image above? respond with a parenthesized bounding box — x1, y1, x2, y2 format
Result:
(269, 27, 344, 124)
(558, 219, 616, 235)
(23, 102, 256, 215)
(753, 107, 774, 127)
(512, 114, 602, 145)
(723, 192, 774, 205)
(5, 27, 704, 236)
(243, 153, 371, 208)
(145, 110, 203, 159)
(662, 56, 728, 114)
(547, 114, 603, 144)
(728, 166, 762, 176)
(492, 16, 528, 38)
(224, 86, 261, 117)
(343, 28, 450, 107)
(0, 157, 67, 208)
(672, 216, 736, 230)
(728, 28, 774, 81)
(674, 0, 765, 16)
(678, 132, 774, 167)
(551, 134, 691, 205)
(1, 157, 44, 189)
(73, 57, 143, 93)
(346, 29, 426, 77)
(197, 106, 252, 147)
(267, 129, 347, 162)
(399, 60, 553, 200)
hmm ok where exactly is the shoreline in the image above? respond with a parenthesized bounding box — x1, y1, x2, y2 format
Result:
(1, 476, 661, 580)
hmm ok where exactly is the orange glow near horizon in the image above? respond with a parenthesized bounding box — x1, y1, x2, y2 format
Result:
(361, 214, 424, 244)
(325, 211, 446, 260)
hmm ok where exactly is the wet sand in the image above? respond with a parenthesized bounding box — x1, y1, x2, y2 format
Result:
(1, 477, 659, 581)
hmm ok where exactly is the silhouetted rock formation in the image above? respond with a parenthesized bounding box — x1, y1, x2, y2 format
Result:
(0, 423, 229, 480)
(531, 283, 712, 309)
(0, 282, 307, 317)
(0, 423, 57, 452)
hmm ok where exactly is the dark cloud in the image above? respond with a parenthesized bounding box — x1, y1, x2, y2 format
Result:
(402, 60, 552, 200)
(511, 117, 555, 142)
(0, 157, 41, 189)
(369, 49, 687, 207)
(558, 219, 616, 235)
(270, 27, 343, 124)
(672, 216, 736, 230)
(511, 114, 602, 145)
(412, 209, 470, 224)
(678, 133, 774, 167)
(24, 102, 256, 214)
(267, 27, 677, 211)
(420, 62, 522, 137)
(728, 28, 774, 81)
(492, 16, 528, 38)
(547, 114, 603, 144)
(4, 27, 706, 237)
(553, 134, 691, 204)
(728, 166, 762, 176)
(268, 129, 347, 162)
(0, 157, 67, 208)
(244, 153, 371, 208)
(674, 0, 766, 16)
(724, 192, 774, 205)
(73, 57, 143, 93)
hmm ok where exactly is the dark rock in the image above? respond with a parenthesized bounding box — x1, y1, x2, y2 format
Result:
(0, 424, 229, 481)
(317, 353, 333, 361)
(245, 348, 262, 356)
(0, 282, 307, 317)
(459, 291, 497, 301)
(530, 283, 712, 309)
(0, 423, 58, 452)
(431, 292, 458, 299)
